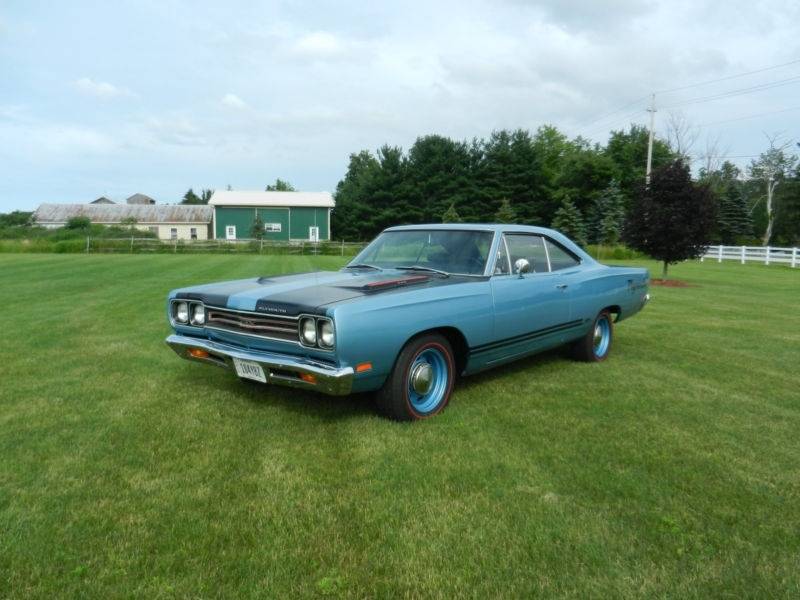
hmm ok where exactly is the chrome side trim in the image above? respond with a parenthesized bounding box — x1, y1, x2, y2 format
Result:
(165, 334, 353, 396)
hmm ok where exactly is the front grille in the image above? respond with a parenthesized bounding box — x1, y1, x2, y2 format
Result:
(205, 306, 298, 343)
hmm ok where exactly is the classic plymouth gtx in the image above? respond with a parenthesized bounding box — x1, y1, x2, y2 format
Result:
(166, 224, 649, 420)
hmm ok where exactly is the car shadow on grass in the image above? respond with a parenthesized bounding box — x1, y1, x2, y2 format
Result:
(172, 346, 575, 421)
(173, 368, 376, 421)
(455, 346, 571, 393)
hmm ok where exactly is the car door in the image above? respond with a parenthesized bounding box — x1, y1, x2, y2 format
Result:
(486, 233, 572, 361)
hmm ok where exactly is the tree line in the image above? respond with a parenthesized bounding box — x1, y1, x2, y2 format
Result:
(330, 125, 800, 246)
(179, 179, 297, 204)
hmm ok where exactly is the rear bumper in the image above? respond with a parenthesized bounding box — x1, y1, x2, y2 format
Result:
(165, 334, 354, 396)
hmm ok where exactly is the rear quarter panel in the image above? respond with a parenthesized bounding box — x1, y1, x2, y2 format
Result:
(570, 264, 650, 327)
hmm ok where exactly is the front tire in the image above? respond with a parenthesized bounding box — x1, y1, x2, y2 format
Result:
(375, 334, 455, 421)
(572, 310, 614, 362)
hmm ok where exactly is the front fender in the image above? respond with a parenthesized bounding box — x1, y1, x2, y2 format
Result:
(330, 283, 493, 392)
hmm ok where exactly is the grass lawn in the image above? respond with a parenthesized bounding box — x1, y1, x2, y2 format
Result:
(1, 253, 798, 598)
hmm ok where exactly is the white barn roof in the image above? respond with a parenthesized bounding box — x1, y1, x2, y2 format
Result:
(209, 190, 334, 208)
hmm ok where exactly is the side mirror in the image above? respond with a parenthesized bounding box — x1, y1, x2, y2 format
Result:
(514, 258, 531, 278)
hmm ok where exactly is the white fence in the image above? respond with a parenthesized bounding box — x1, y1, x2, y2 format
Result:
(701, 245, 798, 267)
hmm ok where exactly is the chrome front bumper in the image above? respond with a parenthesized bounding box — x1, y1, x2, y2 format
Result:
(165, 334, 354, 396)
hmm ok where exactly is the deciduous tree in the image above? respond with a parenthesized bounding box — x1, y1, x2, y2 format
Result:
(748, 135, 797, 245)
(266, 179, 296, 192)
(624, 160, 716, 278)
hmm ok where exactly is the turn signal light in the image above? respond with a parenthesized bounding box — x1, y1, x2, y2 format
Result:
(187, 348, 210, 359)
(356, 362, 372, 373)
(299, 373, 317, 385)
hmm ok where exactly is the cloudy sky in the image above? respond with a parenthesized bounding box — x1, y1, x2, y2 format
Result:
(1, 0, 798, 211)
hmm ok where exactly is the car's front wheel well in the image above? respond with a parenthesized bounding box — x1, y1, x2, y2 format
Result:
(407, 327, 469, 376)
(604, 305, 622, 321)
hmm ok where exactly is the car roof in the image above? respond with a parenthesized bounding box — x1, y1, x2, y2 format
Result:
(385, 223, 553, 234)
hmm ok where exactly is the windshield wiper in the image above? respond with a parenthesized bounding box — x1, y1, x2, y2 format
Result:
(344, 263, 382, 271)
(395, 265, 450, 278)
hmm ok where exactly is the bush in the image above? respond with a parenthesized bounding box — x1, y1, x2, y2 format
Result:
(585, 244, 647, 261)
(65, 216, 92, 230)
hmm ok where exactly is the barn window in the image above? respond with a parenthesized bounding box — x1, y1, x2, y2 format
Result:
(170, 228, 178, 240)
(190, 228, 197, 240)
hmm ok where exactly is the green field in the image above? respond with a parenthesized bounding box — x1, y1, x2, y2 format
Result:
(1, 254, 798, 598)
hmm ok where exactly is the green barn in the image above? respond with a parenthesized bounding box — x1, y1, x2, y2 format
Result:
(209, 191, 334, 242)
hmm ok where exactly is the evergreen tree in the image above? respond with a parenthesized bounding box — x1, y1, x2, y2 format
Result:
(589, 180, 625, 245)
(181, 188, 202, 204)
(332, 150, 380, 241)
(624, 160, 716, 278)
(717, 181, 752, 244)
(442, 203, 461, 223)
(494, 199, 516, 223)
(405, 135, 475, 222)
(551, 196, 587, 246)
(250, 213, 264, 240)
(474, 130, 543, 223)
(200, 189, 214, 204)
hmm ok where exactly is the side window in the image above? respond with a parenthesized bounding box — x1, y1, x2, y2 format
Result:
(505, 234, 549, 273)
(170, 228, 178, 240)
(494, 238, 510, 274)
(545, 239, 580, 271)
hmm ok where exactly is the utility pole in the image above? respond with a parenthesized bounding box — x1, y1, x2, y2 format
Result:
(645, 93, 656, 185)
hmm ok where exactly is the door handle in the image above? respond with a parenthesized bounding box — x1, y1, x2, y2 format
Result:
(556, 283, 568, 290)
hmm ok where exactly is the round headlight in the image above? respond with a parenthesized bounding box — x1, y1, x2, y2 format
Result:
(319, 320, 335, 348)
(300, 318, 317, 345)
(175, 301, 189, 324)
(191, 304, 205, 325)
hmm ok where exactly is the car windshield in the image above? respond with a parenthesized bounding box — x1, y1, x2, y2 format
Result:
(349, 229, 494, 276)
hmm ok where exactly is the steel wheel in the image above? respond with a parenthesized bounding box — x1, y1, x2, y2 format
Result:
(593, 315, 612, 359)
(375, 334, 455, 421)
(571, 309, 614, 362)
(406, 346, 449, 415)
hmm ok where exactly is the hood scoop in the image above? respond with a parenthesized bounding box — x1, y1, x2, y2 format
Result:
(354, 274, 431, 293)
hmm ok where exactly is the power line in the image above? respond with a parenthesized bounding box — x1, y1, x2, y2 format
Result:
(693, 154, 761, 160)
(579, 108, 648, 139)
(573, 57, 800, 139)
(697, 105, 800, 128)
(661, 75, 800, 109)
(655, 57, 800, 95)
(572, 95, 649, 130)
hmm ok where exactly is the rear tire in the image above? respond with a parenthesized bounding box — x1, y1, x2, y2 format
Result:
(571, 310, 614, 362)
(375, 334, 455, 421)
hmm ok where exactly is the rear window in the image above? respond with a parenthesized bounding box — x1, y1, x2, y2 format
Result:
(546, 240, 580, 271)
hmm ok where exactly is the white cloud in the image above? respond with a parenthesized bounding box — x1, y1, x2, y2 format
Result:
(3, 0, 800, 211)
(221, 93, 247, 109)
(142, 116, 207, 147)
(290, 31, 346, 59)
(74, 77, 133, 99)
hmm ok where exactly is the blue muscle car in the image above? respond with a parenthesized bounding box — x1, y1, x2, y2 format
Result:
(166, 224, 649, 420)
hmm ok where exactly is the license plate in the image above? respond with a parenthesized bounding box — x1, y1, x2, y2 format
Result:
(232, 357, 267, 383)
